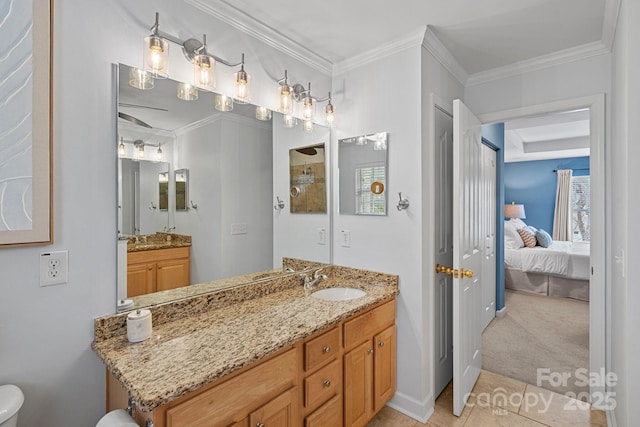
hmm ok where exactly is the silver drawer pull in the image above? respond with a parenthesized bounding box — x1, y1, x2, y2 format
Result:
(322, 346, 331, 353)
(323, 380, 331, 387)
(378, 341, 385, 347)
(368, 349, 374, 354)
(257, 423, 265, 427)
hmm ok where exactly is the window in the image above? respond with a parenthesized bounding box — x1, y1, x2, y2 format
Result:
(355, 164, 386, 215)
(571, 175, 590, 242)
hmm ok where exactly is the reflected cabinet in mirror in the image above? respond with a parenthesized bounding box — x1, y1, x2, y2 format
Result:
(116, 63, 331, 311)
(338, 132, 388, 215)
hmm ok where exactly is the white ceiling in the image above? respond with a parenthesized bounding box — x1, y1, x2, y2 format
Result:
(190, 0, 612, 78)
(503, 109, 590, 163)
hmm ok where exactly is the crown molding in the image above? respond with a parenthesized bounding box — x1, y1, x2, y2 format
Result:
(332, 26, 427, 76)
(601, 0, 621, 50)
(466, 40, 610, 86)
(174, 110, 271, 135)
(421, 27, 468, 86)
(185, 0, 333, 75)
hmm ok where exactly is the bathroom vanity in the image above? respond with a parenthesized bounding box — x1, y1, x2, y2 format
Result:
(93, 265, 398, 427)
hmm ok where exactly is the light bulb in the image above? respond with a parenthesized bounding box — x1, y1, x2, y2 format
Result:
(129, 67, 153, 90)
(302, 96, 315, 121)
(118, 138, 126, 157)
(283, 114, 296, 128)
(234, 70, 250, 104)
(215, 94, 234, 112)
(303, 120, 314, 133)
(156, 147, 163, 161)
(255, 106, 272, 121)
(137, 145, 145, 159)
(193, 54, 215, 90)
(278, 84, 293, 114)
(325, 102, 335, 126)
(177, 83, 198, 101)
(143, 35, 169, 78)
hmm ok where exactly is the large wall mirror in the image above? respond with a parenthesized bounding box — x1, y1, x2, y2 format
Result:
(338, 132, 388, 215)
(116, 63, 331, 310)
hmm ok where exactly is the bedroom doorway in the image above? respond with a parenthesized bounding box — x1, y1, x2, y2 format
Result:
(478, 94, 606, 407)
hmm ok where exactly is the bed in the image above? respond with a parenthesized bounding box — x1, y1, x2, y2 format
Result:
(504, 220, 590, 301)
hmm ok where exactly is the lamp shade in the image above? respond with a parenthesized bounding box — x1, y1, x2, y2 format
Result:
(504, 203, 526, 219)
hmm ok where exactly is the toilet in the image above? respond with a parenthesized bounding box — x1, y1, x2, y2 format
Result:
(0, 385, 24, 427)
(95, 409, 138, 427)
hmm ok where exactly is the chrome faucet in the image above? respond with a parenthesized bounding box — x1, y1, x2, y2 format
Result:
(300, 268, 328, 290)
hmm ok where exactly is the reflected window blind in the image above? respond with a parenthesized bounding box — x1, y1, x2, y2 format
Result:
(355, 165, 385, 215)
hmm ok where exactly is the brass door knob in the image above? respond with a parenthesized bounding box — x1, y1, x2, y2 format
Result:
(461, 269, 474, 278)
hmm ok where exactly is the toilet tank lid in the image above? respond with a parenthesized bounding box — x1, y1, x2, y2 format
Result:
(0, 385, 24, 423)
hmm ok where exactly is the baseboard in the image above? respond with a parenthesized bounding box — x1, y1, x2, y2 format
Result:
(606, 408, 616, 427)
(388, 391, 434, 423)
(496, 306, 507, 318)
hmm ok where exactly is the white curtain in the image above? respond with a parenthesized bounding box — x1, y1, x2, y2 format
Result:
(553, 169, 573, 241)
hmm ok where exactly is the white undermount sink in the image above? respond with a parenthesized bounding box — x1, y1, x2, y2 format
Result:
(311, 287, 366, 301)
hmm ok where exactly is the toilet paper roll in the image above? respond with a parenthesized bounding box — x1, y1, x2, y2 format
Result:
(127, 309, 152, 343)
(96, 409, 138, 427)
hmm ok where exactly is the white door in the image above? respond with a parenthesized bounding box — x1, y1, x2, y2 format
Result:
(480, 145, 496, 331)
(434, 105, 454, 397)
(452, 99, 483, 416)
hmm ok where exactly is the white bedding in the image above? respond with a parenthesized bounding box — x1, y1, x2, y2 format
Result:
(505, 241, 590, 280)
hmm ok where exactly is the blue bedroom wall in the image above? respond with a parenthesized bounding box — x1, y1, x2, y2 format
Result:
(504, 156, 590, 234)
(481, 123, 505, 312)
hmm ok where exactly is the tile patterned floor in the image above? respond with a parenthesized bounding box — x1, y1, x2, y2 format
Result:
(367, 370, 607, 427)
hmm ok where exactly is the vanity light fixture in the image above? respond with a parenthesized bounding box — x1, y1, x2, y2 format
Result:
(255, 106, 272, 121)
(143, 13, 169, 78)
(156, 146, 164, 161)
(234, 53, 251, 104)
(275, 71, 335, 128)
(129, 67, 154, 90)
(134, 140, 145, 159)
(215, 94, 234, 112)
(142, 12, 248, 97)
(118, 137, 126, 157)
(277, 70, 293, 115)
(177, 82, 198, 101)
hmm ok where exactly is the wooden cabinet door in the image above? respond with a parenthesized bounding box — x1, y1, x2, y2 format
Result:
(304, 394, 342, 427)
(249, 387, 297, 427)
(344, 340, 373, 427)
(373, 325, 396, 412)
(127, 262, 155, 297)
(156, 258, 190, 291)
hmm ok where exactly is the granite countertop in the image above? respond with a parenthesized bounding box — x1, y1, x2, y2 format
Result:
(126, 232, 191, 252)
(92, 269, 398, 412)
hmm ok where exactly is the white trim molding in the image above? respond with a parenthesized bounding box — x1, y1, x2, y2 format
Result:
(496, 306, 507, 318)
(332, 26, 427, 76)
(185, 0, 333, 75)
(388, 390, 434, 424)
(421, 27, 468, 86)
(602, 0, 621, 50)
(467, 41, 611, 86)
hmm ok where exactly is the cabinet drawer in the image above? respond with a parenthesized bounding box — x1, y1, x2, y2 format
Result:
(304, 359, 341, 410)
(344, 299, 395, 349)
(304, 394, 342, 427)
(165, 348, 297, 427)
(304, 327, 339, 372)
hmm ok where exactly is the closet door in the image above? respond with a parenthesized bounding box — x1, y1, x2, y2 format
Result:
(480, 144, 497, 331)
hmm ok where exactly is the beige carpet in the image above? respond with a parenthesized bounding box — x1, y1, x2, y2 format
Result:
(482, 290, 589, 399)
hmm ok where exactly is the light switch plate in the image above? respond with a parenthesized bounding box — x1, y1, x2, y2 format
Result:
(40, 250, 69, 286)
(317, 228, 326, 245)
(341, 230, 351, 247)
(231, 223, 248, 235)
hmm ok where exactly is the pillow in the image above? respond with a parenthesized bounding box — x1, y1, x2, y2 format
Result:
(525, 225, 537, 234)
(509, 218, 527, 230)
(535, 229, 553, 248)
(504, 220, 525, 249)
(517, 227, 537, 248)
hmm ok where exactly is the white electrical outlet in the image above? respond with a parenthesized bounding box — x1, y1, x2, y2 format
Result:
(40, 250, 68, 286)
(231, 223, 248, 235)
(317, 228, 326, 245)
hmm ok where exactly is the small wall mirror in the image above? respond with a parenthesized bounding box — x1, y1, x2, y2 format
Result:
(175, 168, 188, 211)
(338, 132, 388, 215)
(119, 158, 170, 235)
(289, 144, 326, 213)
(159, 172, 169, 211)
